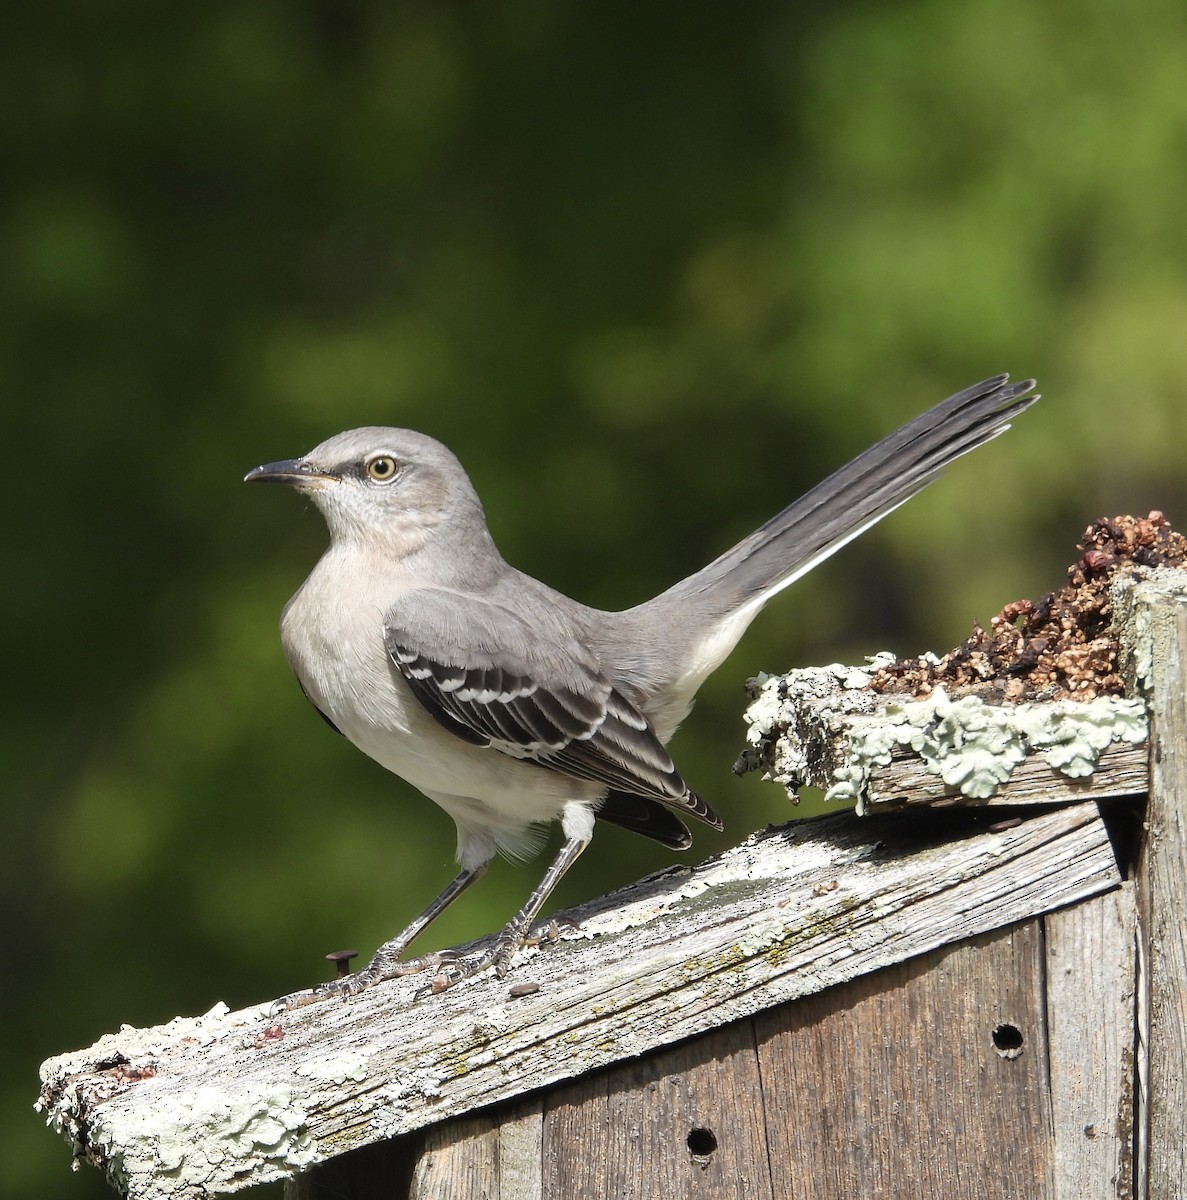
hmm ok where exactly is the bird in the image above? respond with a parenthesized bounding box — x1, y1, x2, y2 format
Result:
(245, 374, 1037, 1006)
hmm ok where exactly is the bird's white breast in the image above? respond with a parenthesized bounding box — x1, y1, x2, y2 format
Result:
(279, 546, 599, 834)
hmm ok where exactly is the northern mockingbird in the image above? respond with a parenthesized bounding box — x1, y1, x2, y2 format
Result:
(246, 374, 1037, 1006)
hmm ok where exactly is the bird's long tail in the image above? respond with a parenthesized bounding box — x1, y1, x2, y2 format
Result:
(636, 374, 1038, 718)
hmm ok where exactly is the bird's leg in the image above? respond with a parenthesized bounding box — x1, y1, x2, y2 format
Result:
(430, 835, 589, 993)
(272, 864, 487, 1011)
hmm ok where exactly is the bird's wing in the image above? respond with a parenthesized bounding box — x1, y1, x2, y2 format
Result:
(383, 588, 721, 830)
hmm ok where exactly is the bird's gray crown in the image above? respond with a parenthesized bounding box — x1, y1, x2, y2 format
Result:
(304, 427, 466, 480)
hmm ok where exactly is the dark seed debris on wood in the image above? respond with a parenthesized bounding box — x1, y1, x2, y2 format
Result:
(870, 512, 1187, 703)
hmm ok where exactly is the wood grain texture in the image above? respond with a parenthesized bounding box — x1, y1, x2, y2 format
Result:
(284, 1132, 419, 1200)
(1045, 884, 1137, 1198)
(39, 805, 1119, 1198)
(408, 1102, 544, 1200)
(545, 1020, 774, 1200)
(286, 1097, 544, 1200)
(542, 1065, 610, 1197)
(1120, 575, 1187, 1198)
(753, 921, 1054, 1199)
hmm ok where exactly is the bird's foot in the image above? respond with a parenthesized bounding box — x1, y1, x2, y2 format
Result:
(269, 948, 444, 1014)
(270, 916, 583, 1011)
(523, 915, 579, 947)
(426, 932, 518, 994)
(426, 917, 579, 994)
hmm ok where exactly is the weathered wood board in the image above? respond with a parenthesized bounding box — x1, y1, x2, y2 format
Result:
(298, 898, 1140, 1200)
(40, 802, 1119, 1199)
(1115, 571, 1187, 1198)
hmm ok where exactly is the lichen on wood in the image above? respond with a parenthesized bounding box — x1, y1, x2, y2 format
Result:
(738, 664, 1146, 809)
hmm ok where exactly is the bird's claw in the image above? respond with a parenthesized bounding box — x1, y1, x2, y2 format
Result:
(269, 949, 448, 1013)
(523, 915, 579, 947)
(422, 916, 581, 995)
(269, 970, 376, 1014)
(272, 919, 578, 1010)
(425, 955, 495, 995)
(424, 929, 528, 994)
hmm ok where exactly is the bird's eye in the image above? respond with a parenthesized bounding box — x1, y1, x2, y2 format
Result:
(366, 455, 398, 482)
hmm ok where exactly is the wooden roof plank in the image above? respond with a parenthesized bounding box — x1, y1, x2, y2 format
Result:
(39, 801, 1119, 1199)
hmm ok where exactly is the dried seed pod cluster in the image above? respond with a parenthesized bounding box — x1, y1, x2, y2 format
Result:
(871, 512, 1187, 702)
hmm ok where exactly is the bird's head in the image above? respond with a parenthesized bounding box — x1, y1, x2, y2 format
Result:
(245, 427, 487, 552)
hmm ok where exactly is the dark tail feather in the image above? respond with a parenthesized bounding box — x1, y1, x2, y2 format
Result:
(665, 374, 1038, 617)
(596, 791, 699, 849)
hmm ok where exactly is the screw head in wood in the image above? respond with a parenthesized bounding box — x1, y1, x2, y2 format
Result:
(325, 949, 359, 978)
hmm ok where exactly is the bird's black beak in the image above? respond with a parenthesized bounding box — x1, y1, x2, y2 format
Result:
(244, 458, 335, 487)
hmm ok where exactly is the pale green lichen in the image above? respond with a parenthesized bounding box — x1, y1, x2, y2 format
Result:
(296, 1050, 370, 1085)
(742, 655, 900, 747)
(92, 1081, 316, 1198)
(738, 654, 900, 789)
(824, 688, 1147, 807)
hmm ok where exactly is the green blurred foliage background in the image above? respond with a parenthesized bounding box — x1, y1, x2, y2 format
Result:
(5, 2, 1184, 1195)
